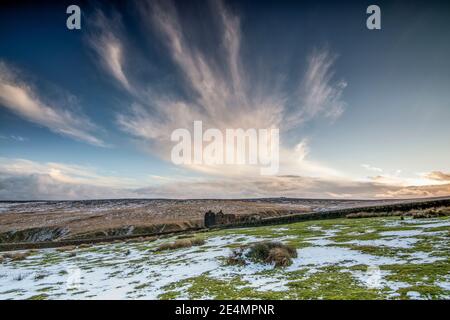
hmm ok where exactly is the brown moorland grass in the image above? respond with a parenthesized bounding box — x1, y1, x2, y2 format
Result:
(56, 245, 77, 252)
(156, 238, 205, 251)
(3, 251, 30, 261)
(1, 198, 448, 246)
(346, 206, 450, 219)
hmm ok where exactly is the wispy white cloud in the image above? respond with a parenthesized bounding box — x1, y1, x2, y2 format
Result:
(88, 12, 131, 91)
(363, 171, 448, 188)
(0, 158, 141, 188)
(285, 48, 347, 128)
(10, 135, 27, 142)
(277, 138, 344, 178)
(294, 138, 310, 162)
(0, 62, 106, 147)
(358, 165, 445, 188)
(423, 171, 450, 182)
(374, 184, 450, 199)
(0, 134, 28, 142)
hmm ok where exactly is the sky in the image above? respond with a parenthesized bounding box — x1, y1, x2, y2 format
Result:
(0, 0, 449, 200)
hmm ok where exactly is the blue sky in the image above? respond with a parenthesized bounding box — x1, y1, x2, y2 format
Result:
(0, 0, 449, 200)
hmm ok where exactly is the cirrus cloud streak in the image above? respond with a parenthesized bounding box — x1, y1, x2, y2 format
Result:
(0, 62, 106, 147)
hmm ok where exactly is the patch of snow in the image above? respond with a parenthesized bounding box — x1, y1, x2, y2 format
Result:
(406, 291, 422, 299)
(271, 227, 289, 232)
(414, 221, 450, 229)
(345, 238, 420, 249)
(287, 246, 401, 271)
(350, 268, 410, 294)
(380, 230, 424, 237)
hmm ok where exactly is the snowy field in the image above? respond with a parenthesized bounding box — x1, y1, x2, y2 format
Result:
(0, 216, 449, 299)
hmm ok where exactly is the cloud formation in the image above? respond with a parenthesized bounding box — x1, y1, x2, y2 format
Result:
(88, 12, 131, 91)
(424, 171, 450, 182)
(2, 157, 449, 200)
(89, 0, 347, 177)
(0, 62, 106, 147)
(0, 158, 142, 200)
(285, 49, 347, 128)
(0, 134, 28, 142)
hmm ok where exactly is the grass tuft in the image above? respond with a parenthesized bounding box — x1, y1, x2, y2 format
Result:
(156, 238, 205, 251)
(226, 241, 297, 268)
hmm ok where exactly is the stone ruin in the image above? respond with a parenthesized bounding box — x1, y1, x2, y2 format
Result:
(204, 210, 233, 227)
(204, 210, 216, 228)
(204, 210, 261, 228)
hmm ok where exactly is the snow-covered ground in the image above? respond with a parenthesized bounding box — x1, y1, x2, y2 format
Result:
(0, 217, 448, 299)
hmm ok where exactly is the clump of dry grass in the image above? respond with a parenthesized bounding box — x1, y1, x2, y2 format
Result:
(266, 247, 294, 267)
(226, 241, 297, 268)
(226, 248, 247, 266)
(56, 245, 77, 252)
(190, 238, 205, 246)
(4, 251, 30, 261)
(156, 238, 205, 251)
(412, 208, 450, 219)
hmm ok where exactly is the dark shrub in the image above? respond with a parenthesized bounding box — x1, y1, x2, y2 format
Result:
(225, 248, 247, 266)
(226, 241, 297, 268)
(247, 242, 297, 262)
